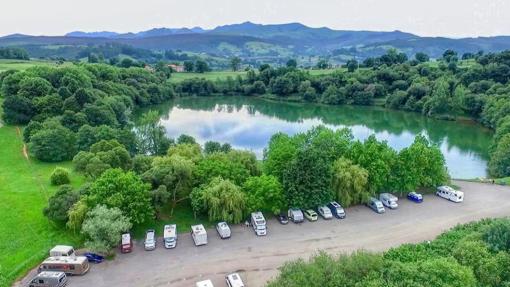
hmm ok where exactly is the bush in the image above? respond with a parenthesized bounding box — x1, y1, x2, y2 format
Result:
(50, 167, 71, 185)
(483, 219, 510, 252)
(43, 185, 80, 222)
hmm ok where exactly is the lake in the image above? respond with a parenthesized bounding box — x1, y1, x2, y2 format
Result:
(141, 96, 493, 179)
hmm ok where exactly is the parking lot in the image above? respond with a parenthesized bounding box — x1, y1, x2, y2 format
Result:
(16, 180, 510, 287)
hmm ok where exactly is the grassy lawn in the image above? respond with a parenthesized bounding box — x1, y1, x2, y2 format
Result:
(0, 59, 71, 73)
(169, 71, 247, 83)
(0, 124, 84, 286)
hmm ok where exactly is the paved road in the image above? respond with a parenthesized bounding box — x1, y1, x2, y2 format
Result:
(16, 181, 510, 287)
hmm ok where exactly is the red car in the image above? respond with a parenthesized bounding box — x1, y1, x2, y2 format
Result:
(120, 233, 133, 253)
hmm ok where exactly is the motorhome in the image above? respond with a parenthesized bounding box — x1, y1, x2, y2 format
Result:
(367, 197, 385, 214)
(317, 206, 333, 219)
(49, 245, 75, 257)
(28, 271, 67, 287)
(191, 224, 208, 246)
(120, 233, 132, 253)
(327, 201, 346, 219)
(144, 229, 156, 251)
(225, 273, 245, 287)
(288, 208, 304, 223)
(437, 186, 464, 203)
(163, 224, 177, 249)
(38, 256, 90, 275)
(379, 193, 398, 209)
(216, 222, 231, 239)
(196, 279, 215, 287)
(251, 211, 267, 236)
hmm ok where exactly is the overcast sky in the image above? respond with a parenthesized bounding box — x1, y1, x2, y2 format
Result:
(1, 0, 509, 37)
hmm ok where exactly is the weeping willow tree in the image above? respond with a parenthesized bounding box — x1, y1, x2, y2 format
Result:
(190, 177, 246, 223)
(330, 157, 369, 207)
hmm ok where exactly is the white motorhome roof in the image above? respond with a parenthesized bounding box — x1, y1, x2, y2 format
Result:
(164, 224, 176, 238)
(217, 222, 229, 230)
(50, 245, 74, 253)
(121, 233, 131, 245)
(43, 256, 88, 264)
(196, 279, 214, 287)
(226, 273, 245, 287)
(191, 224, 207, 236)
(37, 271, 65, 278)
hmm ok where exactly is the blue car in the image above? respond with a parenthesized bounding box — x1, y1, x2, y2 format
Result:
(407, 192, 423, 203)
(84, 252, 104, 263)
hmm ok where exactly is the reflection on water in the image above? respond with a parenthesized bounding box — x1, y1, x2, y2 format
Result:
(137, 96, 493, 179)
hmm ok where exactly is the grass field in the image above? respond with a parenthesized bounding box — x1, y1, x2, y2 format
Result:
(169, 71, 248, 83)
(0, 120, 85, 286)
(0, 59, 69, 73)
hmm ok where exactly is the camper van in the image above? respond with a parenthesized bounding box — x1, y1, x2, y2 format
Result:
(49, 245, 75, 257)
(144, 229, 156, 251)
(28, 271, 67, 287)
(288, 208, 304, 223)
(225, 273, 245, 287)
(251, 212, 267, 236)
(120, 233, 132, 253)
(38, 256, 90, 275)
(367, 197, 385, 214)
(191, 224, 208, 246)
(196, 279, 215, 287)
(327, 201, 346, 219)
(216, 222, 231, 239)
(436, 186, 464, 203)
(163, 224, 177, 249)
(379, 193, 398, 209)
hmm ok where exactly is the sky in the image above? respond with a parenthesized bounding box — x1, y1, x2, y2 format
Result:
(1, 0, 509, 37)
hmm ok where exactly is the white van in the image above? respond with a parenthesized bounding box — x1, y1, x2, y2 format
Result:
(28, 271, 67, 287)
(367, 197, 385, 213)
(226, 273, 245, 287)
(196, 279, 214, 287)
(216, 222, 231, 239)
(191, 224, 208, 246)
(251, 212, 267, 236)
(49, 245, 75, 257)
(288, 208, 304, 223)
(437, 185, 464, 202)
(163, 224, 177, 249)
(379, 193, 398, 209)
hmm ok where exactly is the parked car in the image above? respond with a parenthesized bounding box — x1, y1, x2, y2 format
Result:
(120, 233, 133, 253)
(216, 222, 231, 239)
(163, 224, 177, 249)
(379, 193, 398, 209)
(28, 271, 67, 287)
(288, 208, 304, 223)
(226, 272, 245, 287)
(84, 252, 104, 263)
(407, 191, 423, 203)
(144, 229, 156, 251)
(367, 197, 385, 213)
(327, 201, 346, 219)
(303, 209, 318, 221)
(277, 213, 289, 224)
(437, 185, 464, 203)
(196, 279, 215, 287)
(317, 206, 333, 219)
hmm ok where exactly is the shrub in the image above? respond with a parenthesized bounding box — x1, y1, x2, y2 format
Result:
(50, 167, 71, 185)
(43, 185, 80, 222)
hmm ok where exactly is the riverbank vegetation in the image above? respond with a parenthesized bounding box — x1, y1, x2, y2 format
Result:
(267, 218, 510, 287)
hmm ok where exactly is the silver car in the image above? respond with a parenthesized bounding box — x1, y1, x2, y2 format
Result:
(144, 229, 156, 250)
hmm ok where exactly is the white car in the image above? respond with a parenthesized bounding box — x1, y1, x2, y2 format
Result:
(144, 229, 156, 251)
(317, 206, 333, 219)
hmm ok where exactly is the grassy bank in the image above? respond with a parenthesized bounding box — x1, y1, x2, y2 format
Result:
(0, 125, 84, 286)
(0, 59, 70, 73)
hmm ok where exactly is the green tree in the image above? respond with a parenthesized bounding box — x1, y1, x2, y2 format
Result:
(204, 141, 222, 154)
(50, 167, 71, 185)
(230, 57, 241, 71)
(73, 140, 132, 178)
(489, 134, 510, 177)
(286, 59, 297, 68)
(183, 61, 194, 72)
(243, 175, 285, 214)
(167, 143, 203, 163)
(195, 60, 210, 73)
(43, 185, 80, 222)
(330, 158, 369, 207)
(66, 199, 88, 233)
(415, 52, 430, 63)
(483, 219, 510, 252)
(177, 134, 196, 144)
(316, 59, 329, 69)
(191, 177, 246, 223)
(88, 169, 153, 224)
(346, 59, 358, 72)
(29, 124, 76, 162)
(136, 110, 173, 155)
(81, 205, 132, 254)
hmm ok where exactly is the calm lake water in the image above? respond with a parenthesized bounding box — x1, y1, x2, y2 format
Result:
(140, 96, 493, 179)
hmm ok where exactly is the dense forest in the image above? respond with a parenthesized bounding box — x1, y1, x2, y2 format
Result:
(0, 47, 29, 60)
(267, 218, 510, 287)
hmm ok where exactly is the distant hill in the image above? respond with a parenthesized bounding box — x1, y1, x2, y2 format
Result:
(2, 22, 510, 64)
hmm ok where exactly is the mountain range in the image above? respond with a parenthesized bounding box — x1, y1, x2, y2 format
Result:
(1, 21, 510, 63)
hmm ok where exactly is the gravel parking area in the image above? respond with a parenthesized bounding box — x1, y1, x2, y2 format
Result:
(15, 180, 510, 287)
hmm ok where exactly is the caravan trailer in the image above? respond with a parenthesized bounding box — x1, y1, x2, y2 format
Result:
(38, 256, 90, 275)
(436, 186, 464, 202)
(191, 224, 208, 246)
(251, 212, 267, 236)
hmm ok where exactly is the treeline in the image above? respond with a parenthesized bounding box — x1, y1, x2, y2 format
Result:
(174, 49, 510, 178)
(0, 64, 174, 162)
(268, 218, 510, 287)
(42, 124, 447, 253)
(0, 47, 29, 60)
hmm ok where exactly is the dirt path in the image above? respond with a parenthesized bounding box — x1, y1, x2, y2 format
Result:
(15, 181, 510, 287)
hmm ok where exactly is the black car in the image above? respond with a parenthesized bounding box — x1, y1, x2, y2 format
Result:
(277, 213, 289, 224)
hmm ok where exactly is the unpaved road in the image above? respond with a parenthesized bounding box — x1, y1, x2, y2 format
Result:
(16, 181, 510, 287)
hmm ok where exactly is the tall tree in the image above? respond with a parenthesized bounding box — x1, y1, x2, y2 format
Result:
(230, 57, 241, 72)
(136, 110, 173, 155)
(330, 158, 369, 207)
